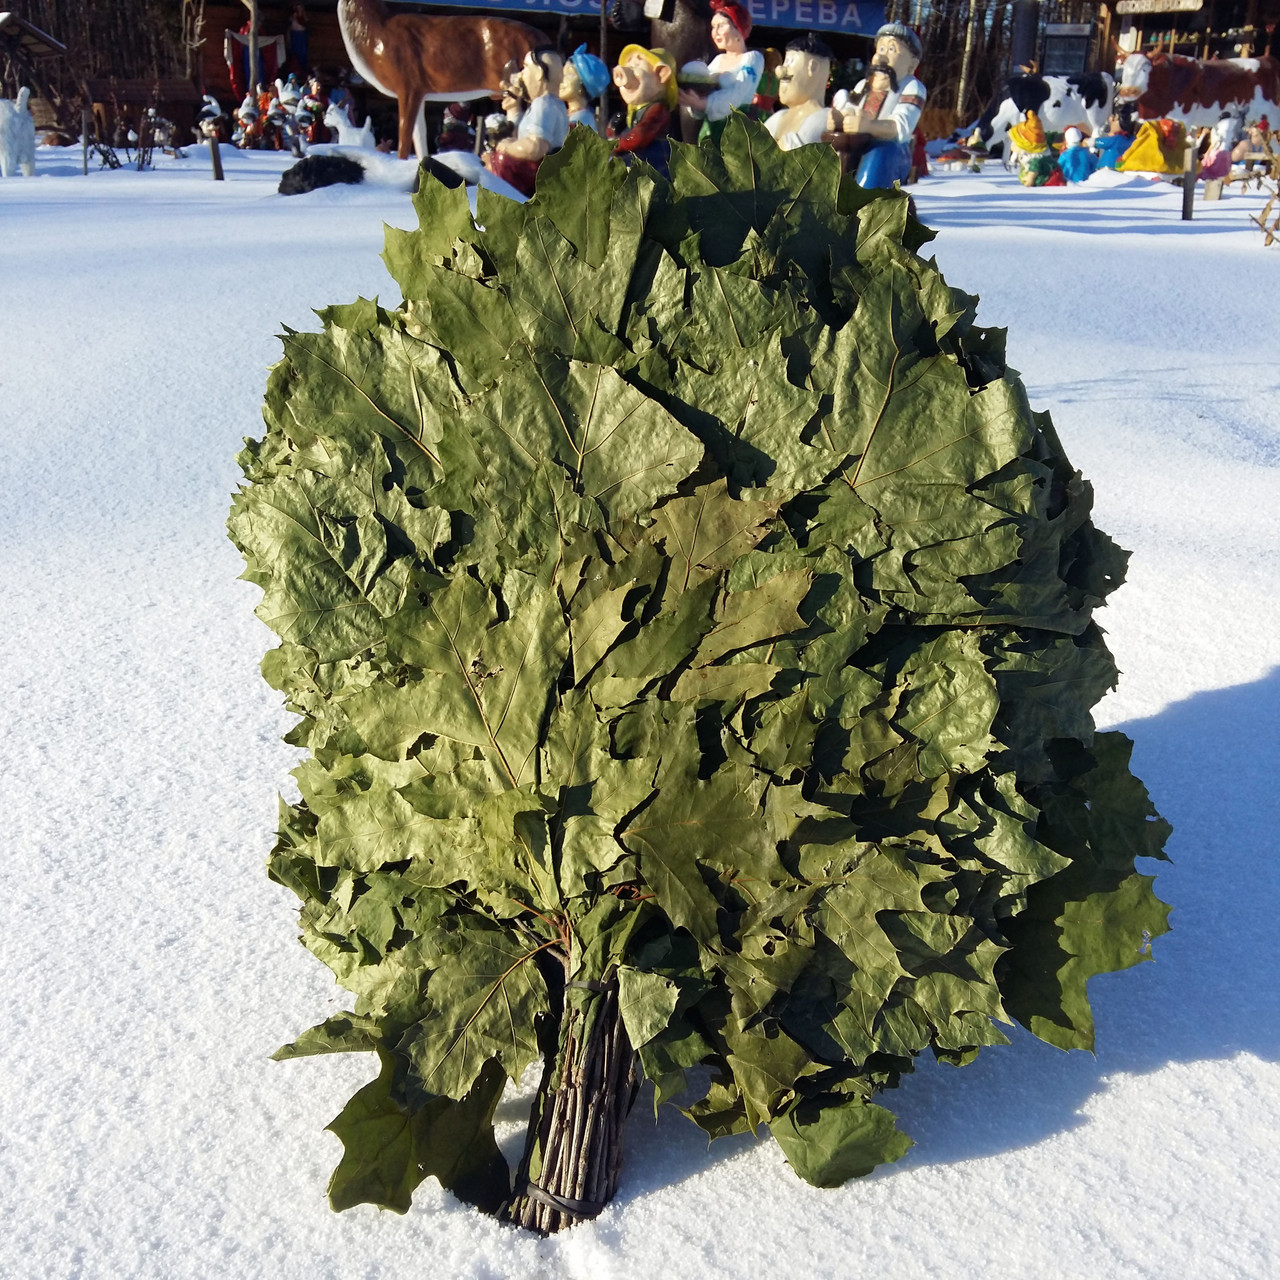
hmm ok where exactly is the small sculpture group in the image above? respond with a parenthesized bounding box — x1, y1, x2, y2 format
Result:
(608, 16, 928, 189)
(201, 75, 311, 152)
(479, 45, 608, 192)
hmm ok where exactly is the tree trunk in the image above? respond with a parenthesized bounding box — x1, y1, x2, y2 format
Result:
(503, 976, 637, 1235)
(956, 0, 981, 118)
(244, 0, 259, 94)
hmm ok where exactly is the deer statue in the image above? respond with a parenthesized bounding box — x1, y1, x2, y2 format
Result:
(337, 0, 542, 159)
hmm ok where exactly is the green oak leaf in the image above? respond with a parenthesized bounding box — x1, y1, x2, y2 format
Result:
(771, 1094, 913, 1187)
(400, 922, 552, 1098)
(616, 966, 681, 1049)
(326, 1051, 508, 1214)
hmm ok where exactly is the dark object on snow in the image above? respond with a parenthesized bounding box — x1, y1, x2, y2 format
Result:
(416, 156, 466, 190)
(278, 153, 365, 195)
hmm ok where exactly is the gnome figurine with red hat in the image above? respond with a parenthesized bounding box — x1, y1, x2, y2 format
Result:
(825, 21, 927, 188)
(677, 0, 763, 144)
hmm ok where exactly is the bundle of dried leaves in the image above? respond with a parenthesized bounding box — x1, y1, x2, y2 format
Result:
(228, 118, 1170, 1234)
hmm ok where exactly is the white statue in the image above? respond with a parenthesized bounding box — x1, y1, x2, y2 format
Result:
(0, 86, 37, 178)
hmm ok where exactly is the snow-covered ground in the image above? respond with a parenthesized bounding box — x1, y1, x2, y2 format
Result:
(1, 144, 1277, 1280)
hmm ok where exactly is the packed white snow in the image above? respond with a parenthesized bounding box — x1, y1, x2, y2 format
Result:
(1, 143, 1276, 1280)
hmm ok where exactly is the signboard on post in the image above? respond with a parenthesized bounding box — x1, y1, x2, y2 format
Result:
(1041, 22, 1093, 74)
(433, 0, 885, 34)
(1115, 0, 1202, 13)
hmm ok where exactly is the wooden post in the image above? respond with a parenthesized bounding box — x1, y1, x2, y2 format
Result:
(208, 133, 224, 179)
(82, 106, 89, 175)
(1181, 133, 1196, 220)
(243, 0, 260, 98)
(598, 0, 609, 136)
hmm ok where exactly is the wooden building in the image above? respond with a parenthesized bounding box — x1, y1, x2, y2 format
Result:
(1109, 0, 1278, 59)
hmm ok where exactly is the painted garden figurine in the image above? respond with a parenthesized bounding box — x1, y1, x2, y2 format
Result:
(677, 0, 763, 144)
(437, 102, 476, 153)
(1094, 113, 1134, 170)
(1058, 126, 1099, 182)
(1116, 117, 1189, 176)
(610, 45, 678, 178)
(561, 44, 610, 131)
(480, 60, 524, 153)
(1009, 110, 1061, 186)
(485, 45, 569, 197)
(765, 33, 834, 150)
(826, 21, 926, 188)
(487, 56, 527, 149)
(1199, 111, 1241, 182)
(234, 94, 262, 148)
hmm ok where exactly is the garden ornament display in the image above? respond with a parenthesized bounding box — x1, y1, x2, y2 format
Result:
(437, 103, 476, 153)
(611, 44, 678, 176)
(484, 46, 569, 197)
(323, 102, 377, 149)
(276, 74, 303, 112)
(0, 86, 36, 178)
(1198, 116, 1235, 183)
(562, 44, 610, 130)
(289, 5, 310, 75)
(1117, 117, 1188, 176)
(1057, 126, 1098, 183)
(750, 47, 784, 114)
(1093, 114, 1133, 170)
(233, 95, 262, 148)
(1231, 115, 1271, 163)
(677, 0, 763, 143)
(1117, 50, 1280, 132)
(336, 0, 542, 158)
(268, 96, 300, 154)
(196, 93, 228, 144)
(492, 55, 528, 139)
(765, 33, 833, 151)
(1009, 110, 1059, 185)
(231, 117, 1170, 1240)
(484, 110, 516, 150)
(826, 21, 926, 188)
(968, 71, 1113, 164)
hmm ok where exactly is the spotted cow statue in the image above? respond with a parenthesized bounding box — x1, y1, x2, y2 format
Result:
(970, 72, 1114, 161)
(1118, 52, 1280, 131)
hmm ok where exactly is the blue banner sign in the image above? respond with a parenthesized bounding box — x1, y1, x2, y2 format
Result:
(429, 0, 885, 36)
(746, 0, 885, 33)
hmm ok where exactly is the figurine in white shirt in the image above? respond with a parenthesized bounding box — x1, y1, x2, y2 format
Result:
(485, 46, 570, 197)
(677, 0, 763, 144)
(765, 33, 834, 151)
(827, 22, 926, 188)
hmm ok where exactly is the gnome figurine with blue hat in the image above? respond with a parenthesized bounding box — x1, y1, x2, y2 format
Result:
(825, 21, 926, 189)
(561, 44, 610, 132)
